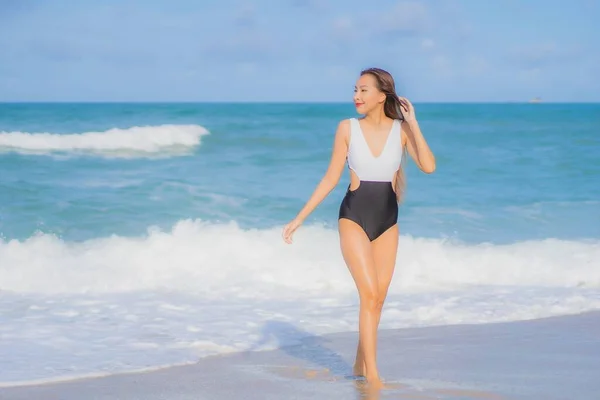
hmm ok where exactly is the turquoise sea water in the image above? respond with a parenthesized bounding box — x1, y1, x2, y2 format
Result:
(0, 102, 599, 385)
(1, 102, 598, 243)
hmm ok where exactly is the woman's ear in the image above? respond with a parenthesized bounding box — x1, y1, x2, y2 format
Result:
(379, 92, 387, 104)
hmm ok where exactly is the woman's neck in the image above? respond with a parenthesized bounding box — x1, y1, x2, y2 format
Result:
(363, 107, 389, 125)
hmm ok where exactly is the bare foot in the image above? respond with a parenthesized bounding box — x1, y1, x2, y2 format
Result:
(365, 374, 384, 389)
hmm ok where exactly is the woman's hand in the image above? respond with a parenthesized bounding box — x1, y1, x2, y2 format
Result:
(399, 96, 436, 174)
(282, 218, 303, 244)
(398, 97, 416, 123)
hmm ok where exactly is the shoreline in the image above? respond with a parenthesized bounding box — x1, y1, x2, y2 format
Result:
(1, 310, 599, 399)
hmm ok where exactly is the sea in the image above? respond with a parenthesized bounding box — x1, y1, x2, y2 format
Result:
(0, 102, 599, 386)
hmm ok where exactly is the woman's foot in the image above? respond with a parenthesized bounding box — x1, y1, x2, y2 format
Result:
(365, 373, 384, 389)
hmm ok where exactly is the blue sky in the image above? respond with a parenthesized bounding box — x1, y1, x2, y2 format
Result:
(1, 0, 598, 102)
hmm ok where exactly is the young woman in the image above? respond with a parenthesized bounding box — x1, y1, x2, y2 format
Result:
(282, 67, 436, 388)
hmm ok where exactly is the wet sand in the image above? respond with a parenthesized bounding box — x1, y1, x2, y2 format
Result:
(1, 311, 599, 399)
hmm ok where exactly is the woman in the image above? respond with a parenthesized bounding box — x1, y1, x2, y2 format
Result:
(282, 67, 436, 388)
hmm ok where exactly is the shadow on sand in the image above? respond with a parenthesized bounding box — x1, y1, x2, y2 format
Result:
(246, 320, 397, 399)
(247, 319, 354, 378)
(244, 320, 507, 400)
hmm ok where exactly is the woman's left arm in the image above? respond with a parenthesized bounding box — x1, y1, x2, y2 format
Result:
(400, 97, 436, 174)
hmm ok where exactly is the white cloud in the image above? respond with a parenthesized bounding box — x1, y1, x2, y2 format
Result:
(290, 0, 328, 11)
(236, 62, 258, 76)
(206, 31, 277, 62)
(379, 1, 431, 35)
(331, 15, 353, 38)
(204, 3, 280, 63)
(509, 42, 581, 68)
(332, 15, 352, 31)
(234, 2, 256, 28)
(466, 55, 489, 75)
(330, 1, 431, 44)
(421, 38, 435, 49)
(326, 65, 354, 80)
(431, 54, 454, 78)
(517, 67, 542, 83)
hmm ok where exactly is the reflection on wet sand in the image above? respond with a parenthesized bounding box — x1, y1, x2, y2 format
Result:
(266, 364, 508, 400)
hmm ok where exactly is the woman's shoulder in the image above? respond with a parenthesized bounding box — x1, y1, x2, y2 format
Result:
(333, 119, 352, 142)
(335, 118, 353, 131)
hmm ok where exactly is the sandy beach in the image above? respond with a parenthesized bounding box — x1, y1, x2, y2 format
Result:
(1, 310, 598, 399)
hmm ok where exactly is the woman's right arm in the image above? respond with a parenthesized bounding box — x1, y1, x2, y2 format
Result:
(282, 120, 349, 244)
(293, 119, 350, 222)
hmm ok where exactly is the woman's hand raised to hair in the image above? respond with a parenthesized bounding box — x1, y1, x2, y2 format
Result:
(398, 97, 416, 123)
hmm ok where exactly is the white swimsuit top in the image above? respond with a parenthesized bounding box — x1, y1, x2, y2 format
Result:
(347, 118, 403, 182)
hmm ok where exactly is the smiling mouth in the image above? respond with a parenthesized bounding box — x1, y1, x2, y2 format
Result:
(355, 103, 364, 107)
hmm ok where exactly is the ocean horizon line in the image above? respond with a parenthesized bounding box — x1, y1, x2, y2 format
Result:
(1, 100, 599, 105)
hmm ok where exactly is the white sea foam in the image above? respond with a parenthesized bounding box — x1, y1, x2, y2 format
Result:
(1, 220, 598, 295)
(1, 221, 599, 385)
(0, 124, 209, 158)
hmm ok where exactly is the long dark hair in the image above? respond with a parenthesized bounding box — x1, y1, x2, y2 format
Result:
(360, 67, 409, 204)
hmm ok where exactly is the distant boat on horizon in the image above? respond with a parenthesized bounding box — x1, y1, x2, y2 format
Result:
(529, 97, 542, 103)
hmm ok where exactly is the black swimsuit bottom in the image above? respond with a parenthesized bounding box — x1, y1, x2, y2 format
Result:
(338, 180, 398, 241)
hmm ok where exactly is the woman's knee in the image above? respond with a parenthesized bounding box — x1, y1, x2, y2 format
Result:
(376, 290, 389, 310)
(359, 289, 382, 311)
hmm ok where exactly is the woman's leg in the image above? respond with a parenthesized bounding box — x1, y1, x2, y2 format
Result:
(339, 218, 384, 387)
(353, 224, 399, 378)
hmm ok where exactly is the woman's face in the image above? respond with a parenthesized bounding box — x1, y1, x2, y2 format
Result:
(353, 74, 385, 115)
